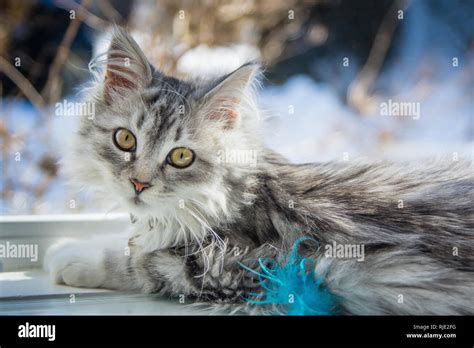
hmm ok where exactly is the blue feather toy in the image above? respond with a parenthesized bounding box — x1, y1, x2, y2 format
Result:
(239, 237, 338, 315)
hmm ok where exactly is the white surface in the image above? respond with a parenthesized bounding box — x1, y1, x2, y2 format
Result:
(0, 213, 130, 271)
(0, 270, 110, 297)
(0, 270, 210, 315)
(0, 213, 129, 223)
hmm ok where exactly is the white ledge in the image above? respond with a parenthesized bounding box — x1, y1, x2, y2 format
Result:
(0, 212, 129, 223)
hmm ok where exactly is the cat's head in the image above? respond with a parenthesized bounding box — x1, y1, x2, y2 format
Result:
(71, 28, 262, 226)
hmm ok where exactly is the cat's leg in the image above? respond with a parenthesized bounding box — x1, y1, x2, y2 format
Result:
(45, 236, 276, 303)
(44, 234, 147, 291)
(104, 241, 278, 302)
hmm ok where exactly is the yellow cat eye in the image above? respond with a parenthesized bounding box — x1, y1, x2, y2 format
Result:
(113, 128, 136, 152)
(167, 147, 195, 168)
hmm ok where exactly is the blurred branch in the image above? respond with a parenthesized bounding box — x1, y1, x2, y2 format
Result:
(0, 55, 44, 109)
(41, 0, 92, 103)
(55, 0, 111, 30)
(347, 0, 407, 114)
(98, 0, 123, 22)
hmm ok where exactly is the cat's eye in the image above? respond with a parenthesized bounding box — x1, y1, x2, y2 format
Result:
(113, 128, 136, 152)
(167, 147, 195, 168)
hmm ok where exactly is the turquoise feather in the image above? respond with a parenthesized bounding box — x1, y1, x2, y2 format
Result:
(239, 237, 338, 315)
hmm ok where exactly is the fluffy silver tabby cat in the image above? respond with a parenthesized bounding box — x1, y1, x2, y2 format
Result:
(45, 28, 474, 315)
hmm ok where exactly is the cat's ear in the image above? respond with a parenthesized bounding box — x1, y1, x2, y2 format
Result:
(103, 27, 152, 102)
(200, 62, 260, 129)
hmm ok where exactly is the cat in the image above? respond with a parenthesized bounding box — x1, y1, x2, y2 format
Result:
(45, 28, 474, 315)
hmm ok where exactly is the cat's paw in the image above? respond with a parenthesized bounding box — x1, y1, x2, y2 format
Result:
(44, 239, 107, 289)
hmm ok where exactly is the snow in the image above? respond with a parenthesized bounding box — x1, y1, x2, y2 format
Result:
(260, 73, 473, 163)
(176, 44, 260, 78)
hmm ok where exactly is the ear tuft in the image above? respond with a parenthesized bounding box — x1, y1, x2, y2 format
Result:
(103, 27, 152, 102)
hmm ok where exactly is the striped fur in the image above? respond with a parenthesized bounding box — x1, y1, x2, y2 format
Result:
(46, 28, 474, 315)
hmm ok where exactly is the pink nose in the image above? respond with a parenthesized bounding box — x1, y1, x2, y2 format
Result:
(130, 178, 151, 194)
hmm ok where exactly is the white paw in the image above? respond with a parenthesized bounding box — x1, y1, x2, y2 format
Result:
(44, 239, 107, 289)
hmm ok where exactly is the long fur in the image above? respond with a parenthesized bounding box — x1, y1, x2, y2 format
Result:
(46, 28, 474, 315)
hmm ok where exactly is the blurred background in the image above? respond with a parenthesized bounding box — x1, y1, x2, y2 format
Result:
(0, 0, 473, 215)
